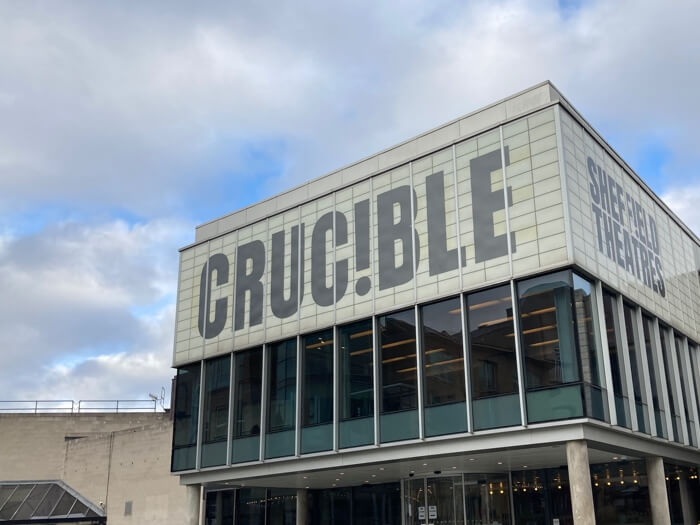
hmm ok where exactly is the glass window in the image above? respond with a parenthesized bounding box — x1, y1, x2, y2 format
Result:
(464, 473, 512, 525)
(301, 329, 334, 454)
(518, 271, 583, 423)
(352, 483, 401, 525)
(378, 308, 419, 442)
(236, 487, 266, 525)
(591, 460, 651, 525)
(690, 343, 700, 444)
(674, 335, 697, 446)
(512, 468, 572, 525)
(623, 302, 649, 433)
(338, 319, 374, 448)
(660, 326, 682, 443)
(172, 363, 201, 472)
(232, 347, 262, 463)
(642, 315, 666, 438)
(266, 488, 297, 525)
(421, 297, 466, 436)
(201, 355, 230, 468)
(572, 274, 606, 421)
(468, 284, 521, 429)
(205, 490, 234, 525)
(602, 291, 630, 429)
(266, 338, 297, 459)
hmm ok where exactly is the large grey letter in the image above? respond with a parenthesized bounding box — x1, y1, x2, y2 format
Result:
(198, 253, 229, 339)
(471, 147, 514, 263)
(234, 240, 265, 330)
(270, 225, 300, 319)
(377, 185, 419, 290)
(426, 170, 460, 275)
(311, 212, 334, 306)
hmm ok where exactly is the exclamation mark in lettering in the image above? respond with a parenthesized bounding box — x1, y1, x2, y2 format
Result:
(354, 199, 371, 296)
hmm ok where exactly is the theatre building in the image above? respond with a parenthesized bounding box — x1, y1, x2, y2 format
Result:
(170, 82, 700, 525)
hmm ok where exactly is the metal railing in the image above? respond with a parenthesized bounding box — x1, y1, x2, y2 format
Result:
(0, 399, 159, 414)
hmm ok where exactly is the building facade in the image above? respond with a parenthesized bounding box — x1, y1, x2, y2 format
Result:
(170, 82, 700, 525)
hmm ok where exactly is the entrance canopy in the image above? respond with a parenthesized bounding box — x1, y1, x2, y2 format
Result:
(0, 481, 106, 524)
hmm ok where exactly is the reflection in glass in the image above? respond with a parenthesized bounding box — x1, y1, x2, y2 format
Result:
(267, 488, 297, 525)
(602, 291, 630, 428)
(266, 339, 296, 459)
(205, 490, 234, 525)
(421, 297, 466, 436)
(519, 271, 583, 423)
(642, 315, 666, 438)
(464, 473, 511, 525)
(172, 363, 200, 471)
(468, 285, 520, 429)
(232, 348, 262, 463)
(690, 343, 700, 445)
(236, 487, 266, 525)
(591, 460, 651, 525)
(338, 319, 374, 448)
(572, 274, 606, 421)
(512, 468, 572, 525)
(674, 335, 697, 446)
(660, 327, 681, 442)
(302, 329, 334, 453)
(379, 308, 419, 442)
(623, 302, 648, 433)
(426, 476, 464, 525)
(201, 355, 230, 467)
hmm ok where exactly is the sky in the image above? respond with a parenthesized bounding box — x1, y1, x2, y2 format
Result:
(1, 0, 699, 407)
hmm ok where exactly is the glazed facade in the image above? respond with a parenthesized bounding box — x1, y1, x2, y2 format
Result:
(170, 83, 700, 525)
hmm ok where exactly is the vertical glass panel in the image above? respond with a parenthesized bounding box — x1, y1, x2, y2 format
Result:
(660, 326, 681, 442)
(591, 460, 651, 525)
(205, 490, 234, 525)
(353, 483, 401, 525)
(172, 363, 201, 472)
(690, 343, 700, 444)
(426, 476, 464, 525)
(338, 319, 374, 448)
(674, 335, 696, 446)
(519, 271, 583, 423)
(0, 485, 33, 520)
(642, 316, 666, 438)
(623, 303, 648, 433)
(572, 274, 606, 421)
(201, 355, 230, 468)
(236, 487, 266, 525)
(404, 478, 425, 525)
(512, 468, 572, 525)
(468, 284, 521, 430)
(11, 484, 51, 520)
(232, 348, 262, 463)
(267, 488, 297, 525)
(301, 329, 334, 454)
(265, 338, 297, 459)
(464, 473, 512, 525)
(602, 291, 630, 428)
(421, 297, 467, 436)
(379, 308, 419, 442)
(309, 487, 351, 525)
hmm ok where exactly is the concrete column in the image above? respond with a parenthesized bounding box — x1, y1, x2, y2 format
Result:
(646, 456, 671, 525)
(296, 488, 308, 525)
(566, 440, 595, 525)
(183, 484, 201, 525)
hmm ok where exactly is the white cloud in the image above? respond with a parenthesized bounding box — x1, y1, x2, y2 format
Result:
(0, 218, 191, 402)
(1, 0, 698, 403)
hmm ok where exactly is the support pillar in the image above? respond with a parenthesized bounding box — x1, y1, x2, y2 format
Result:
(566, 440, 595, 525)
(183, 484, 201, 525)
(296, 488, 308, 525)
(646, 457, 671, 525)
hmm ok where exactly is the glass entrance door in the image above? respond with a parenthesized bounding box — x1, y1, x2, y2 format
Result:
(405, 476, 464, 525)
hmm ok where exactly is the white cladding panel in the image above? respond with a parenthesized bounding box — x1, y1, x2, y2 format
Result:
(560, 108, 700, 342)
(174, 107, 570, 366)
